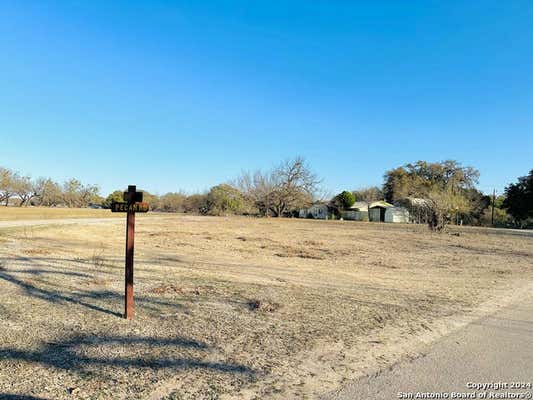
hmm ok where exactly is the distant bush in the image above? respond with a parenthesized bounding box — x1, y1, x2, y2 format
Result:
(206, 184, 250, 216)
(155, 192, 187, 213)
(183, 194, 208, 214)
(103, 190, 123, 208)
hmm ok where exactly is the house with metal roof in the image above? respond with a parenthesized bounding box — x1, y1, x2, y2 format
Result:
(342, 201, 369, 221)
(341, 200, 409, 223)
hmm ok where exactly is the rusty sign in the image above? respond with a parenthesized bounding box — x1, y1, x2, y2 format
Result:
(113, 185, 149, 320)
(111, 202, 149, 213)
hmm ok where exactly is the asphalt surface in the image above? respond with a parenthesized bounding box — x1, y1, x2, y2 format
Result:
(323, 292, 533, 400)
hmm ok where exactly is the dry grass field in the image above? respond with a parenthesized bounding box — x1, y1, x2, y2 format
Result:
(0, 213, 532, 399)
(0, 207, 120, 221)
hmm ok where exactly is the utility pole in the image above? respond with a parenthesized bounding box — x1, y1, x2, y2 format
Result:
(491, 189, 496, 226)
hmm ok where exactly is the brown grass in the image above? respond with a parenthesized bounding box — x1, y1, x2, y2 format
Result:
(0, 215, 531, 399)
(0, 206, 120, 221)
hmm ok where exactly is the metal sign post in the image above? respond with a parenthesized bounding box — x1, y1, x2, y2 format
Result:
(111, 185, 148, 320)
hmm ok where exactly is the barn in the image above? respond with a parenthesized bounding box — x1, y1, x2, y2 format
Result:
(368, 200, 394, 222)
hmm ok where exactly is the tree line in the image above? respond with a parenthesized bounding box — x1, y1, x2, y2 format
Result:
(1, 160, 531, 229)
(0, 167, 100, 208)
(104, 156, 320, 216)
(381, 160, 533, 229)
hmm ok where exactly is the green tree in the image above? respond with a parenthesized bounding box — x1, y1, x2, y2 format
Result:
(333, 190, 355, 211)
(460, 188, 491, 225)
(481, 195, 511, 227)
(104, 189, 159, 210)
(502, 169, 533, 226)
(103, 190, 124, 208)
(383, 160, 479, 202)
(138, 190, 159, 210)
(383, 160, 480, 231)
(206, 184, 248, 216)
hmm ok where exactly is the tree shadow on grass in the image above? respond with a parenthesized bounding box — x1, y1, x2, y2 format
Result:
(0, 266, 185, 318)
(0, 269, 123, 317)
(7, 268, 91, 278)
(0, 333, 253, 376)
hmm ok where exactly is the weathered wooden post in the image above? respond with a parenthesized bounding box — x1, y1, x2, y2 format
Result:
(124, 186, 136, 319)
(111, 185, 149, 320)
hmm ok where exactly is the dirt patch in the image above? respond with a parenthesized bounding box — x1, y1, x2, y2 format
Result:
(152, 284, 205, 296)
(275, 248, 325, 260)
(247, 299, 281, 313)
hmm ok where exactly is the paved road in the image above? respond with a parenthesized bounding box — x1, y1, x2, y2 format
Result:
(323, 293, 533, 400)
(0, 217, 124, 229)
(452, 225, 533, 238)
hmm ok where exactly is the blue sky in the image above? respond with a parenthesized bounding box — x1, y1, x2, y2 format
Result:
(1, 1, 532, 196)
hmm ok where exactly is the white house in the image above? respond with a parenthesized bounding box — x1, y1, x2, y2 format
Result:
(299, 203, 333, 219)
(343, 200, 409, 223)
(384, 206, 410, 223)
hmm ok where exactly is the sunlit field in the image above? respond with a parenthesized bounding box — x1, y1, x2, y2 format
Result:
(0, 206, 121, 221)
(0, 215, 531, 399)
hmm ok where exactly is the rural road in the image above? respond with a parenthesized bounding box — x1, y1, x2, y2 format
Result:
(0, 217, 123, 229)
(322, 293, 533, 400)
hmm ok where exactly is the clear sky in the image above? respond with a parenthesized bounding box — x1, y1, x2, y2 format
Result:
(1, 1, 532, 196)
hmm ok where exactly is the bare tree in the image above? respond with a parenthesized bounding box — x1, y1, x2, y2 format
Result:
(183, 193, 208, 214)
(352, 186, 384, 202)
(236, 170, 275, 216)
(238, 157, 320, 217)
(79, 184, 100, 206)
(427, 185, 472, 231)
(33, 178, 62, 206)
(0, 167, 14, 206)
(383, 160, 480, 230)
(269, 157, 320, 217)
(62, 179, 100, 207)
(12, 175, 33, 206)
(155, 192, 187, 212)
(62, 179, 83, 207)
